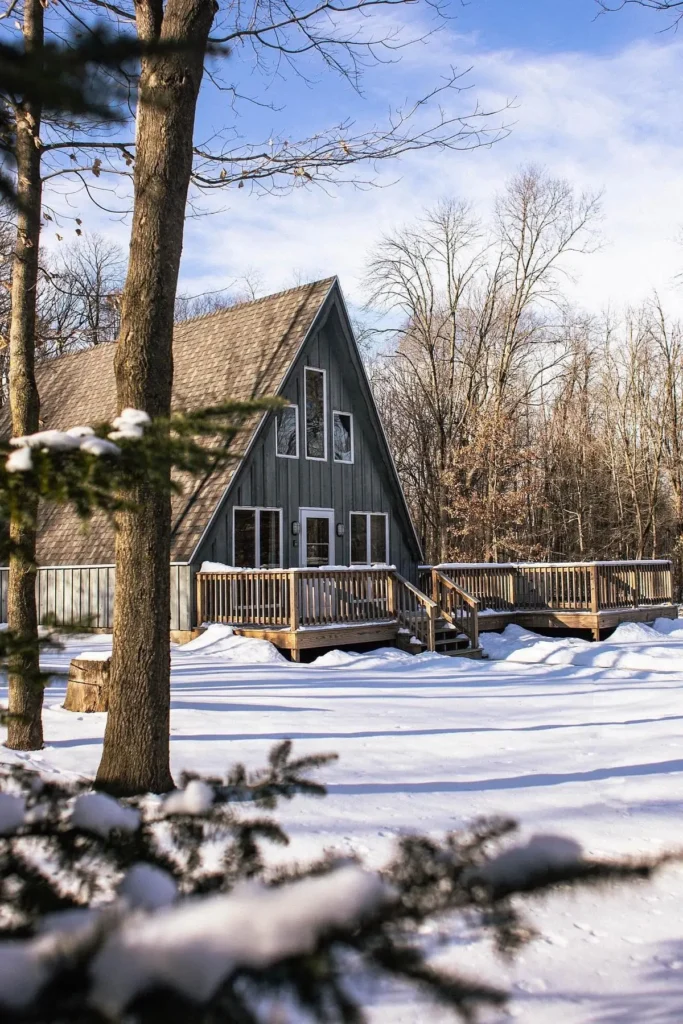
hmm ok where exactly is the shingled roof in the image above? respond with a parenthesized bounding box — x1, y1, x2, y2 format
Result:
(27, 277, 335, 565)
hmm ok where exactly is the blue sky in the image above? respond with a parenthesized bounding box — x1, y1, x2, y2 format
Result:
(452, 0, 661, 53)
(44, 0, 683, 316)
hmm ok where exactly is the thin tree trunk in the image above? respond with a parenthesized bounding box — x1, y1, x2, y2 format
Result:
(96, 0, 215, 795)
(6, 0, 44, 752)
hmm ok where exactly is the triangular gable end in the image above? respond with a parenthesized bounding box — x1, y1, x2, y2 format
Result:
(189, 278, 423, 567)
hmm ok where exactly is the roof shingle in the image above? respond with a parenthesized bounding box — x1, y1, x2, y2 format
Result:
(21, 277, 334, 565)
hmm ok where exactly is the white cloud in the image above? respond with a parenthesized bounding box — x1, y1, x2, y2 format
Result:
(180, 33, 683, 317)
(41, 29, 683, 319)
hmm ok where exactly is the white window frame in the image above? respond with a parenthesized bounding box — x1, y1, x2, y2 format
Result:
(332, 410, 354, 464)
(349, 511, 389, 566)
(304, 366, 328, 462)
(275, 403, 299, 459)
(232, 506, 283, 568)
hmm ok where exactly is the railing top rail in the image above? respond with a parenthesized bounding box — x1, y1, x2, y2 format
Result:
(421, 559, 672, 570)
(393, 570, 438, 608)
(0, 564, 118, 571)
(197, 565, 397, 576)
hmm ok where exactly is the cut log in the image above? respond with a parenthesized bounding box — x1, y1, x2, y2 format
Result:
(63, 656, 110, 713)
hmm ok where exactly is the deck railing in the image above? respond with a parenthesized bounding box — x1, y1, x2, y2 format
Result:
(197, 570, 293, 628)
(198, 568, 398, 630)
(196, 567, 460, 652)
(419, 560, 673, 614)
(431, 570, 479, 649)
(295, 568, 393, 627)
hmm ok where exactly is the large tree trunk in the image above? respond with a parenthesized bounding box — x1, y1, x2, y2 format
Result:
(95, 0, 215, 795)
(6, 0, 44, 752)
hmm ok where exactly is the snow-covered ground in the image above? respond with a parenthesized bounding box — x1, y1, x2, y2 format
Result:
(2, 620, 683, 1022)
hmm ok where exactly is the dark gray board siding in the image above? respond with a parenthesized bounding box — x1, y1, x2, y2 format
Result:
(194, 301, 421, 579)
(0, 564, 193, 632)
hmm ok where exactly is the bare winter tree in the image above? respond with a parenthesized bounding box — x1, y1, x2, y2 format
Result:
(367, 267, 683, 580)
(366, 167, 601, 562)
(0, 211, 14, 406)
(174, 273, 263, 321)
(38, 233, 124, 356)
(5, 0, 47, 751)
(0, 0, 174, 752)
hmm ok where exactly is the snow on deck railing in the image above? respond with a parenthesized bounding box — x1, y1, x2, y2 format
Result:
(421, 560, 672, 570)
(199, 562, 397, 574)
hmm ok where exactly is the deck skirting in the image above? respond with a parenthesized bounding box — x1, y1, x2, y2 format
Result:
(476, 604, 678, 640)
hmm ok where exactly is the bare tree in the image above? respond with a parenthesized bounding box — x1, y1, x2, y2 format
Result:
(0, 0, 157, 751)
(366, 167, 601, 562)
(0, 212, 15, 406)
(174, 273, 263, 321)
(5, 0, 46, 751)
(38, 233, 124, 355)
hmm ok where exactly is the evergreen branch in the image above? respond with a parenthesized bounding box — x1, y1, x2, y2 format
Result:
(0, 764, 677, 1021)
(0, 399, 283, 561)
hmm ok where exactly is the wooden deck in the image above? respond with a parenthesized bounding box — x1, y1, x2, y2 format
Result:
(196, 567, 481, 659)
(195, 559, 678, 658)
(419, 560, 677, 640)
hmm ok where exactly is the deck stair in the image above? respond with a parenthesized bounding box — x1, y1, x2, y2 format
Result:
(434, 619, 471, 655)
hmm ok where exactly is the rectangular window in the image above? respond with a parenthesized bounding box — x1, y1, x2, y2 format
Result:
(350, 513, 367, 564)
(276, 404, 298, 458)
(259, 510, 281, 568)
(350, 512, 388, 564)
(305, 367, 326, 460)
(234, 508, 256, 567)
(370, 514, 387, 563)
(233, 507, 282, 568)
(333, 411, 353, 463)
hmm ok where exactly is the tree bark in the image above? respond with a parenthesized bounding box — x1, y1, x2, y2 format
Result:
(95, 0, 215, 795)
(6, 0, 44, 752)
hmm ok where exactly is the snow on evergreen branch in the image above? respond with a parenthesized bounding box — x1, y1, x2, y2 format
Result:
(0, 398, 283, 562)
(0, 756, 678, 1022)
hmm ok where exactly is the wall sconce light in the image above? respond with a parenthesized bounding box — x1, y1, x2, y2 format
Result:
(291, 522, 300, 535)
(336, 523, 345, 536)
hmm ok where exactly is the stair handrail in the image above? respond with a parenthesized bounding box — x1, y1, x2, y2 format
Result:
(432, 569, 480, 651)
(391, 570, 438, 651)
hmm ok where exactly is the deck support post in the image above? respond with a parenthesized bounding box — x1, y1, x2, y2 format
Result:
(387, 573, 396, 618)
(427, 604, 437, 652)
(196, 573, 204, 628)
(471, 599, 479, 651)
(507, 569, 516, 611)
(431, 568, 439, 606)
(289, 572, 299, 632)
(590, 564, 599, 615)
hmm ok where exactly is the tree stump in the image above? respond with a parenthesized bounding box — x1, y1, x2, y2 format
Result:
(63, 656, 110, 713)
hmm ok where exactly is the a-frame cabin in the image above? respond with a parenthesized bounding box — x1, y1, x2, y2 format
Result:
(0, 278, 482, 658)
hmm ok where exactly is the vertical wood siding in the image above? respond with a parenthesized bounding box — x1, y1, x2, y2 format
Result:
(0, 564, 192, 631)
(196, 304, 420, 580)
